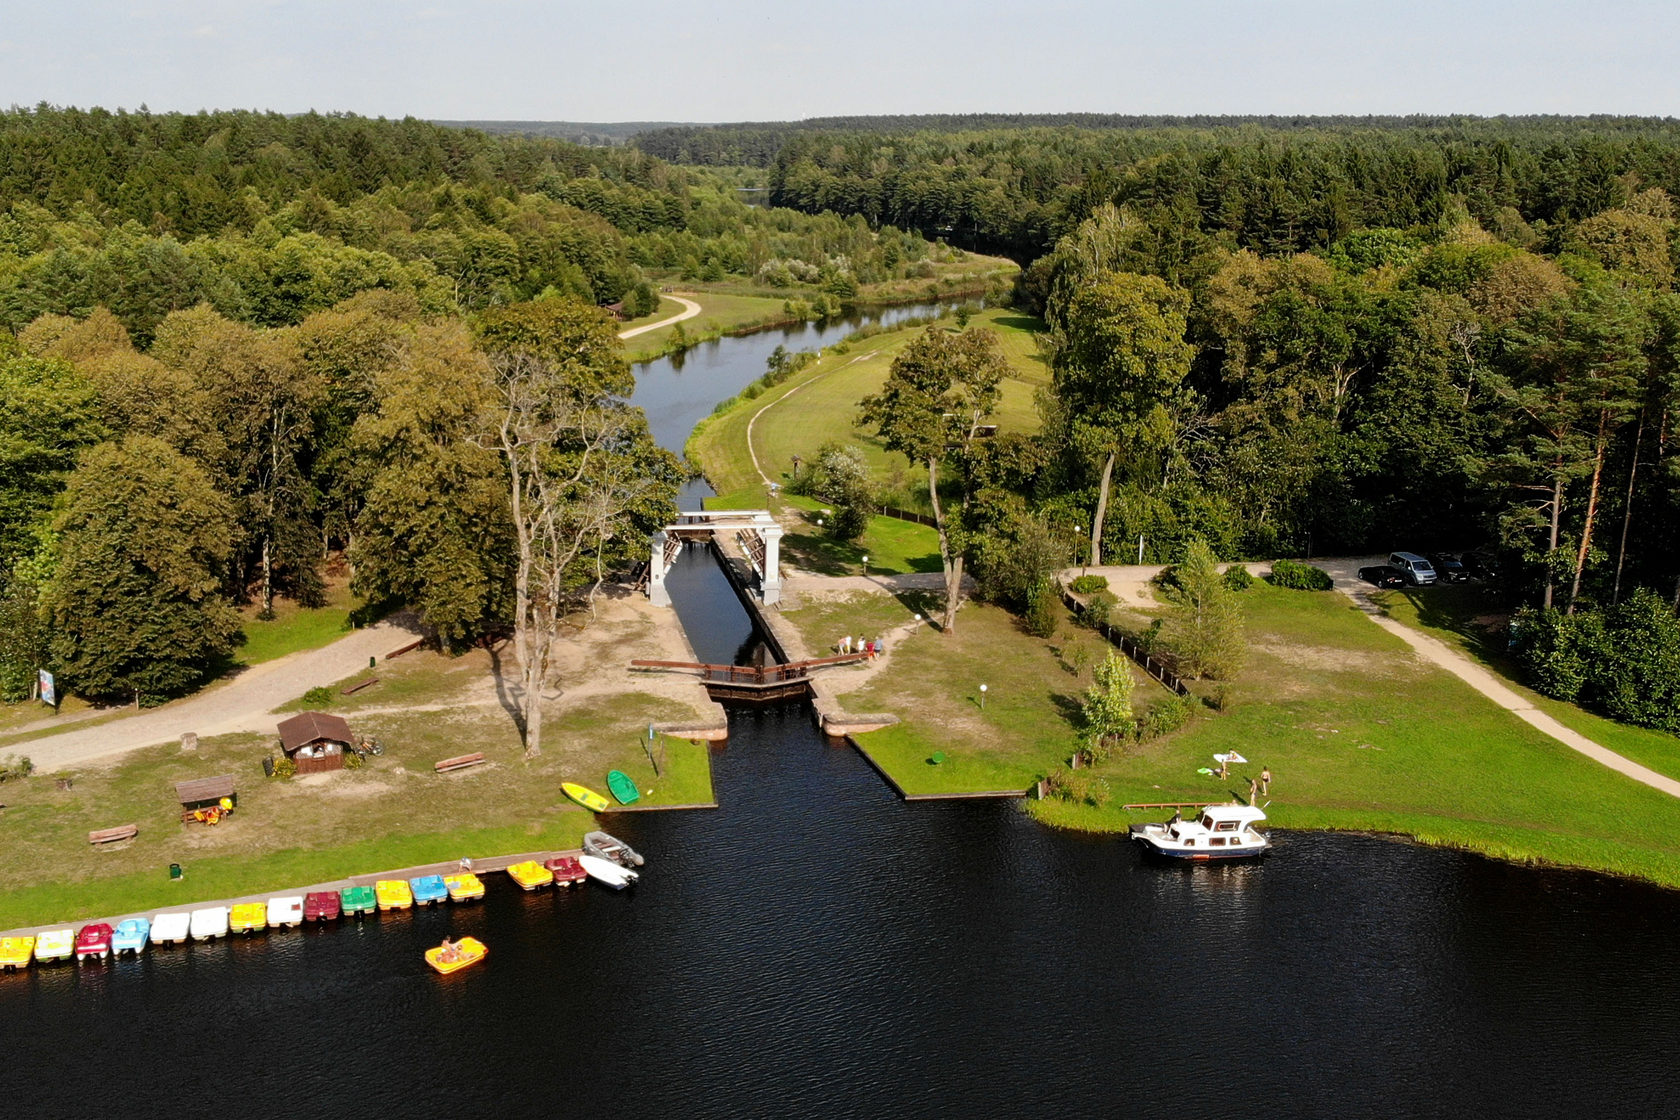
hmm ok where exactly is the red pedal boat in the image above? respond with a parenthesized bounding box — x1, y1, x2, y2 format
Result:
(545, 856, 587, 888)
(304, 891, 341, 922)
(74, 923, 114, 961)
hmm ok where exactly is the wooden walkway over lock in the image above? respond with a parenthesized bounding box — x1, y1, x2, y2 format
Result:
(631, 653, 869, 703)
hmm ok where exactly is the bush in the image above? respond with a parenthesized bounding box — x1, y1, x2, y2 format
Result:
(302, 685, 336, 707)
(1069, 574, 1109, 595)
(1045, 767, 1111, 807)
(1223, 565, 1255, 591)
(1269, 559, 1334, 591)
(1079, 590, 1118, 630)
(0, 754, 35, 782)
(344, 750, 365, 770)
(1515, 590, 1680, 732)
(270, 755, 297, 780)
(1023, 580, 1058, 638)
(1137, 695, 1195, 741)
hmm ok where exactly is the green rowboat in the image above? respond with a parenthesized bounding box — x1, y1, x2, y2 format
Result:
(606, 770, 640, 805)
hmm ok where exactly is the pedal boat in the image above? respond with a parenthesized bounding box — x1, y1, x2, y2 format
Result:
(268, 896, 305, 928)
(443, 873, 484, 902)
(189, 907, 229, 940)
(375, 879, 413, 911)
(304, 891, 342, 922)
(340, 885, 377, 916)
(545, 856, 587, 887)
(112, 918, 150, 955)
(409, 875, 448, 907)
(1130, 803, 1270, 861)
(506, 860, 553, 891)
(579, 853, 639, 890)
(229, 902, 268, 934)
(0, 936, 36, 970)
(151, 912, 191, 946)
(35, 928, 74, 962)
(75, 923, 114, 960)
(425, 936, 487, 975)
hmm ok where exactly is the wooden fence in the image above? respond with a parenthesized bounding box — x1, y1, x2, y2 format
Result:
(1056, 584, 1191, 697)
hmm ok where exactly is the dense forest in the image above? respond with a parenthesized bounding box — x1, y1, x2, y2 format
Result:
(4, 108, 1680, 732)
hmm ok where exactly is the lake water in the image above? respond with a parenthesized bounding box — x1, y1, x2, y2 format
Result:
(4, 306, 1678, 1118)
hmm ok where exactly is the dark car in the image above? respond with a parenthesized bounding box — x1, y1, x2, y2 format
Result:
(1462, 550, 1502, 581)
(1358, 564, 1407, 589)
(1427, 553, 1468, 583)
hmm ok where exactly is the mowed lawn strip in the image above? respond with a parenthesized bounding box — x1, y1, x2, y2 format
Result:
(0, 685, 713, 929)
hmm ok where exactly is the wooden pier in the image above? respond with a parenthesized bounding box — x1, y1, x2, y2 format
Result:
(631, 653, 868, 703)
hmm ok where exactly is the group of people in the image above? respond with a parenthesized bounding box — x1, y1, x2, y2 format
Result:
(838, 635, 883, 659)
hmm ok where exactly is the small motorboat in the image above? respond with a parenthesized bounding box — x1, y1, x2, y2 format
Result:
(444, 872, 484, 902)
(562, 782, 610, 812)
(112, 920, 150, 953)
(375, 879, 414, 911)
(151, 912, 191, 946)
(1130, 803, 1271, 861)
(506, 860, 553, 891)
(579, 853, 639, 890)
(583, 830, 645, 868)
(410, 875, 448, 907)
(74, 923, 114, 960)
(606, 770, 640, 805)
(305, 891, 342, 922)
(0, 936, 36, 971)
(545, 856, 587, 888)
(425, 936, 487, 975)
(268, 896, 305, 928)
(340, 885, 377, 917)
(190, 907, 230, 940)
(229, 902, 268, 934)
(35, 928, 74, 962)
(112, 918, 150, 955)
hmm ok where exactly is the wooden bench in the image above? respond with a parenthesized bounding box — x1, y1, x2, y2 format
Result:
(435, 752, 486, 774)
(341, 677, 379, 696)
(89, 824, 138, 845)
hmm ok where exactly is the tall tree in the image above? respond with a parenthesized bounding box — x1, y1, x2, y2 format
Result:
(476, 299, 681, 758)
(1049, 271, 1193, 565)
(45, 437, 242, 701)
(861, 326, 1007, 631)
(1080, 649, 1135, 763)
(1164, 540, 1246, 679)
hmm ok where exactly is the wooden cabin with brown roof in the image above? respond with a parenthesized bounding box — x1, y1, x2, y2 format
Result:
(276, 711, 355, 774)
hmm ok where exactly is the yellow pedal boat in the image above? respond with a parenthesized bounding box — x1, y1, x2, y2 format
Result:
(443, 872, 484, 902)
(425, 936, 487, 975)
(0, 936, 35, 971)
(375, 879, 413, 910)
(562, 782, 610, 812)
(229, 902, 268, 934)
(505, 860, 553, 891)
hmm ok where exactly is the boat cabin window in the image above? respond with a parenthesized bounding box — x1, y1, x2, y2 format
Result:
(1215, 820, 1238, 832)
(1209, 837, 1227, 846)
(1184, 839, 1196, 847)
(1200, 815, 1214, 829)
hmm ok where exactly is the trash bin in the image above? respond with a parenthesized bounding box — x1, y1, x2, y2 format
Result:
(169, 862, 183, 881)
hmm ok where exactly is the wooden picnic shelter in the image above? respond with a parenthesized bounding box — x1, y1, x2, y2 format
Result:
(176, 774, 237, 812)
(276, 711, 355, 775)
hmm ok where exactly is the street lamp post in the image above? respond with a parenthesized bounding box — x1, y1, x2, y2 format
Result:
(979, 683, 988, 710)
(861, 554, 869, 576)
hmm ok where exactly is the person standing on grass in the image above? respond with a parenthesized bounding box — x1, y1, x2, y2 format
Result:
(1260, 766, 1272, 796)
(1248, 776, 1260, 805)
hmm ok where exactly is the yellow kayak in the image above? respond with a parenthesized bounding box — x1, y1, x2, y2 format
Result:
(0, 936, 35, 971)
(562, 782, 610, 812)
(229, 902, 268, 934)
(375, 879, 413, 910)
(444, 872, 484, 902)
(506, 860, 553, 891)
(425, 936, 487, 975)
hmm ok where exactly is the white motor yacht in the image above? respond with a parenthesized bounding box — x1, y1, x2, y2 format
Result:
(1130, 803, 1270, 860)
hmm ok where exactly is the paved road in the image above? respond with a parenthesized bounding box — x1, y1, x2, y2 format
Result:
(618, 295, 701, 339)
(13, 618, 424, 772)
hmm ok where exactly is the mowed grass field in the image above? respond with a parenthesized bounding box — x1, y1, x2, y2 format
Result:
(622, 291, 795, 360)
(0, 659, 715, 930)
(826, 580, 1680, 887)
(688, 307, 1048, 503)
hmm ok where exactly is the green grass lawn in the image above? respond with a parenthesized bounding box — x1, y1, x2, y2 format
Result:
(622, 291, 794, 361)
(687, 308, 1046, 503)
(837, 581, 1680, 887)
(0, 670, 714, 929)
(616, 295, 688, 333)
(777, 496, 942, 576)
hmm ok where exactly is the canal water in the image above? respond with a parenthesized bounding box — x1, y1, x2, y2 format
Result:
(4, 306, 1679, 1118)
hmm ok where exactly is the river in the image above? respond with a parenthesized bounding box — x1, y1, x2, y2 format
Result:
(3, 306, 1677, 1119)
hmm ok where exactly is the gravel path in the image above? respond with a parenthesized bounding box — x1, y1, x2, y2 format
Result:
(617, 295, 701, 339)
(15, 618, 425, 771)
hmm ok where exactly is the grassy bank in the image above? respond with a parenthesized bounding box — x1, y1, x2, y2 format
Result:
(831, 580, 1680, 888)
(622, 290, 794, 361)
(0, 673, 714, 929)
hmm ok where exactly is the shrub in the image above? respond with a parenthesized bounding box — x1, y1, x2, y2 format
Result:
(1223, 565, 1255, 591)
(1137, 695, 1195, 740)
(1046, 767, 1112, 807)
(302, 685, 336, 707)
(1269, 559, 1334, 591)
(1023, 580, 1058, 638)
(344, 750, 365, 770)
(270, 755, 297, 780)
(1069, 574, 1109, 595)
(1079, 590, 1118, 630)
(0, 754, 35, 782)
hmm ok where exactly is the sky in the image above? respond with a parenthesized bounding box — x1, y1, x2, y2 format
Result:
(2, 1, 1677, 122)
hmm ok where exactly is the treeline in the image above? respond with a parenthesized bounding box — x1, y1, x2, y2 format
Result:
(0, 294, 681, 705)
(0, 108, 956, 344)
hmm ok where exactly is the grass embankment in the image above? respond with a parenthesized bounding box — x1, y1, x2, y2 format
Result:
(622, 291, 798, 362)
(818, 579, 1680, 887)
(0, 651, 714, 929)
(1368, 583, 1680, 781)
